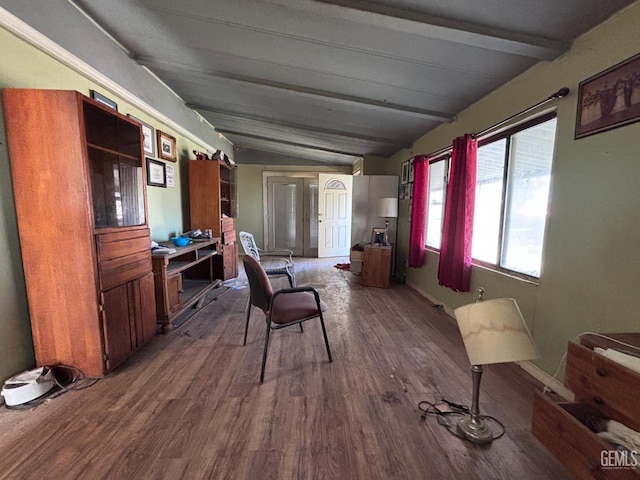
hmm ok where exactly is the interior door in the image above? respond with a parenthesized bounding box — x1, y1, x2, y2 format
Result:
(267, 177, 304, 256)
(318, 173, 353, 258)
(303, 178, 318, 257)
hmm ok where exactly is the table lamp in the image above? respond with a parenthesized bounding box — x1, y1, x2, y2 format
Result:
(377, 197, 398, 229)
(453, 295, 538, 444)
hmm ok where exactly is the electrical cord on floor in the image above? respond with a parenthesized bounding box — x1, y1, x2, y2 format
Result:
(417, 398, 506, 442)
(4, 365, 99, 411)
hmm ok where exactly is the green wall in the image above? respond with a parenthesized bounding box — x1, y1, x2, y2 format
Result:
(386, 3, 640, 375)
(235, 164, 351, 248)
(0, 26, 229, 382)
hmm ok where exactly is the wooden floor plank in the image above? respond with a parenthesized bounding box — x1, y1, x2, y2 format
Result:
(0, 257, 571, 480)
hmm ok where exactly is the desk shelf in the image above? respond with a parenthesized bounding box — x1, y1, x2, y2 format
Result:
(152, 238, 221, 332)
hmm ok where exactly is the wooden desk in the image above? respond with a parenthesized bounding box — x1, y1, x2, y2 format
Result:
(362, 245, 392, 288)
(152, 238, 220, 332)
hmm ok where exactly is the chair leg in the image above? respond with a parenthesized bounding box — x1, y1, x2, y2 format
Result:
(243, 302, 252, 346)
(260, 325, 271, 383)
(287, 270, 295, 287)
(318, 313, 333, 363)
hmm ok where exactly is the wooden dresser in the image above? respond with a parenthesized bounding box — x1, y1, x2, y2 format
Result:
(361, 245, 392, 288)
(532, 333, 640, 479)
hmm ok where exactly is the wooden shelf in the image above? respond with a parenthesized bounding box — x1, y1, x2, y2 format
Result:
(152, 238, 221, 332)
(87, 143, 139, 161)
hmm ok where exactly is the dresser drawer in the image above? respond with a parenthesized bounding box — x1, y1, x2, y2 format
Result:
(532, 391, 640, 480)
(565, 342, 640, 432)
(98, 251, 152, 291)
(96, 228, 151, 262)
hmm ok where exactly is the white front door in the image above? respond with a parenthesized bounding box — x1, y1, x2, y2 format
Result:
(317, 173, 353, 258)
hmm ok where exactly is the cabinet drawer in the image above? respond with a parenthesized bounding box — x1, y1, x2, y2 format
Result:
(221, 218, 234, 232)
(222, 230, 236, 245)
(565, 342, 640, 432)
(96, 228, 150, 262)
(98, 251, 152, 291)
(532, 391, 640, 480)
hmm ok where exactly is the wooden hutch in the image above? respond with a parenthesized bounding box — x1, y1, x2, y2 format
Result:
(189, 159, 238, 280)
(3, 88, 156, 377)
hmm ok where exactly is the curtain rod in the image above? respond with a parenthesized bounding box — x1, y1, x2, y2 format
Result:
(410, 87, 570, 161)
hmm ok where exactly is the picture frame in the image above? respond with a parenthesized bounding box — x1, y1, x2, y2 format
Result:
(409, 158, 415, 183)
(401, 160, 409, 184)
(146, 157, 166, 187)
(165, 164, 175, 188)
(371, 227, 388, 246)
(575, 52, 640, 139)
(399, 183, 405, 200)
(90, 90, 118, 111)
(157, 130, 177, 162)
(408, 183, 414, 200)
(127, 115, 155, 156)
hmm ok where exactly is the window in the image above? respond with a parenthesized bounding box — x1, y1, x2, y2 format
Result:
(424, 113, 557, 278)
(425, 158, 448, 249)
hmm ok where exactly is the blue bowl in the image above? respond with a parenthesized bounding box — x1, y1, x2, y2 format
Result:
(171, 236, 190, 247)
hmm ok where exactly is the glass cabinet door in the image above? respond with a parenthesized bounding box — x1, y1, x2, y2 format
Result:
(84, 102, 145, 228)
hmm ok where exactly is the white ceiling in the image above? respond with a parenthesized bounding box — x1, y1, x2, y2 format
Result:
(8, 0, 637, 165)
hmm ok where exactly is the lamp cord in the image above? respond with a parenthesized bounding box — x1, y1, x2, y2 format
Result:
(417, 399, 506, 442)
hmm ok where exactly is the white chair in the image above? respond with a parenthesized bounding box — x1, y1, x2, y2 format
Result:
(238, 231, 296, 288)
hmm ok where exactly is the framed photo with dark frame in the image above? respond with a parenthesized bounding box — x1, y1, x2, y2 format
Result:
(128, 114, 155, 156)
(157, 130, 177, 162)
(146, 157, 166, 187)
(409, 158, 415, 183)
(90, 90, 118, 111)
(401, 160, 409, 184)
(575, 52, 640, 139)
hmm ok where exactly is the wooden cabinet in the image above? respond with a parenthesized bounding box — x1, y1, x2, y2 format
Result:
(152, 238, 220, 332)
(362, 245, 392, 288)
(532, 333, 640, 479)
(189, 159, 238, 280)
(189, 159, 236, 237)
(214, 243, 238, 280)
(3, 88, 155, 377)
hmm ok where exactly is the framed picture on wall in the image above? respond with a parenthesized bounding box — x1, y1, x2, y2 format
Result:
(90, 90, 117, 111)
(128, 114, 155, 156)
(157, 130, 177, 162)
(165, 164, 175, 188)
(401, 161, 409, 184)
(146, 157, 166, 187)
(409, 159, 415, 183)
(575, 52, 640, 139)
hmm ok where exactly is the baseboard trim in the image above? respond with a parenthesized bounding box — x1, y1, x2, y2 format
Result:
(517, 360, 573, 400)
(405, 280, 574, 401)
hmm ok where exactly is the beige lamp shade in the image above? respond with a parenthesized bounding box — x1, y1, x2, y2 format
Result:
(454, 298, 539, 365)
(377, 198, 398, 218)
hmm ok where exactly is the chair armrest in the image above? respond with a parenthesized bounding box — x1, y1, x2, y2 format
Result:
(271, 286, 321, 305)
(261, 249, 294, 262)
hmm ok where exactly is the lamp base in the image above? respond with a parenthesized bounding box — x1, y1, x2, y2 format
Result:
(457, 415, 494, 444)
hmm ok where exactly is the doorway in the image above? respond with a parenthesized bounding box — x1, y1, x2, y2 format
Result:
(265, 174, 319, 257)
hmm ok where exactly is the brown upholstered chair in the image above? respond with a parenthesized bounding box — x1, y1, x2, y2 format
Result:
(243, 255, 332, 383)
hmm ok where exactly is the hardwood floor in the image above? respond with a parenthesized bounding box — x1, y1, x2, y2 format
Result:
(0, 257, 571, 480)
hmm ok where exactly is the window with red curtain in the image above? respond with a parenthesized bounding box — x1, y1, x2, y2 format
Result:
(437, 134, 477, 292)
(408, 155, 428, 267)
